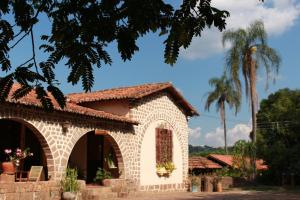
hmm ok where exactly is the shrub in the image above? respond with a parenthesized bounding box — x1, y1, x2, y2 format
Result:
(93, 168, 112, 184)
(61, 167, 79, 193)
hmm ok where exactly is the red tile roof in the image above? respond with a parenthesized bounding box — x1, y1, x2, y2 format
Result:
(67, 82, 199, 116)
(208, 154, 268, 170)
(6, 84, 138, 124)
(189, 156, 222, 169)
(208, 154, 233, 166)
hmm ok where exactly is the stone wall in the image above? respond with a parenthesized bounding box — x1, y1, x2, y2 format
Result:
(130, 92, 189, 190)
(0, 181, 61, 200)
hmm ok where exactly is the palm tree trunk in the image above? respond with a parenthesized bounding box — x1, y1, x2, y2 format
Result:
(249, 60, 257, 180)
(223, 103, 228, 154)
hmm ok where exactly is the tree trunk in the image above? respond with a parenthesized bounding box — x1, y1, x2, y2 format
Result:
(249, 60, 257, 180)
(223, 102, 228, 154)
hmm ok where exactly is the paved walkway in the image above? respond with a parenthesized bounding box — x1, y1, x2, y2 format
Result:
(128, 191, 300, 200)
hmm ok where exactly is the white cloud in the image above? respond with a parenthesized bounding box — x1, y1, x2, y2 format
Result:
(203, 123, 251, 147)
(180, 0, 300, 60)
(189, 127, 202, 145)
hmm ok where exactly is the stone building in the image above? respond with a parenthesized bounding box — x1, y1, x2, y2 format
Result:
(0, 82, 198, 192)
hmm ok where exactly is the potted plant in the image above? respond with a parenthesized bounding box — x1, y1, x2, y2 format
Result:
(190, 175, 199, 192)
(156, 163, 166, 177)
(61, 167, 79, 200)
(2, 148, 33, 174)
(93, 168, 112, 186)
(164, 161, 176, 174)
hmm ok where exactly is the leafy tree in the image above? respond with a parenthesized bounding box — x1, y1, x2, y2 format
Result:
(0, 0, 229, 109)
(222, 20, 281, 177)
(256, 89, 300, 185)
(232, 140, 255, 179)
(205, 74, 240, 154)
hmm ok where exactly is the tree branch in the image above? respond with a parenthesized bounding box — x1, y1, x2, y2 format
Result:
(16, 57, 34, 69)
(9, 2, 45, 49)
(30, 28, 39, 76)
(9, 30, 31, 49)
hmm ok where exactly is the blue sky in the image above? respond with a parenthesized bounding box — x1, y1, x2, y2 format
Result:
(6, 0, 300, 147)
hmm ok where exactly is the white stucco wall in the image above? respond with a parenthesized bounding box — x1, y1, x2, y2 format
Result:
(140, 119, 183, 185)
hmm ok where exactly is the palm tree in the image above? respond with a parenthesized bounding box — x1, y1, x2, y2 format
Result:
(205, 74, 241, 154)
(222, 20, 281, 177)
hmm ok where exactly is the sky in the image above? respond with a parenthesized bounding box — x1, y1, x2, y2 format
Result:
(5, 0, 300, 147)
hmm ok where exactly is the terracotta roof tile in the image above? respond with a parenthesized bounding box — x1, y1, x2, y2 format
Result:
(67, 82, 199, 116)
(189, 156, 222, 169)
(208, 154, 233, 166)
(208, 154, 268, 170)
(6, 84, 138, 124)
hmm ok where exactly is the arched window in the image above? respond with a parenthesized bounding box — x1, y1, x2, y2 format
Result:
(155, 128, 173, 164)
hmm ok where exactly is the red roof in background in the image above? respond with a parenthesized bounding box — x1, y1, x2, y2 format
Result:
(208, 154, 268, 170)
(189, 156, 222, 169)
(6, 84, 138, 124)
(256, 159, 268, 170)
(67, 82, 199, 116)
(208, 154, 233, 166)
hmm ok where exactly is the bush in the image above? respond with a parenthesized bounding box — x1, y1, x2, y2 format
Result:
(93, 168, 112, 184)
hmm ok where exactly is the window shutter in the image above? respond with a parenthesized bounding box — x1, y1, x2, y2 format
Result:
(156, 128, 173, 164)
(155, 128, 161, 164)
(168, 129, 173, 162)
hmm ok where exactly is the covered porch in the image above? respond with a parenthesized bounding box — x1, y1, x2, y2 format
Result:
(0, 118, 53, 181)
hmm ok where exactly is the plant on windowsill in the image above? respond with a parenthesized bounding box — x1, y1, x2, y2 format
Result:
(2, 148, 33, 174)
(156, 162, 176, 177)
(61, 167, 79, 200)
(156, 163, 167, 176)
(164, 161, 176, 174)
(94, 168, 112, 186)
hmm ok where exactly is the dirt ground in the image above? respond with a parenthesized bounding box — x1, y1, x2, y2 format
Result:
(127, 191, 300, 200)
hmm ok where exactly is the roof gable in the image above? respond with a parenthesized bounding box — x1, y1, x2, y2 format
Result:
(67, 82, 199, 116)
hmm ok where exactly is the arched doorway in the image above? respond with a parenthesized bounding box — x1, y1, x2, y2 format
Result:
(68, 130, 124, 183)
(0, 119, 49, 180)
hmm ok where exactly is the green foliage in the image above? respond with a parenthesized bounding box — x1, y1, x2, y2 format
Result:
(232, 140, 255, 179)
(222, 20, 281, 144)
(61, 167, 79, 193)
(189, 144, 230, 157)
(0, 0, 229, 109)
(205, 73, 241, 153)
(256, 89, 300, 184)
(190, 149, 228, 157)
(93, 168, 112, 184)
(205, 74, 241, 115)
(216, 167, 243, 178)
(162, 161, 176, 173)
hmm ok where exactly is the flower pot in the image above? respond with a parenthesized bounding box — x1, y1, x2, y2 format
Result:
(156, 167, 166, 176)
(191, 185, 198, 192)
(216, 182, 222, 192)
(1, 162, 15, 175)
(102, 179, 111, 187)
(62, 192, 77, 200)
